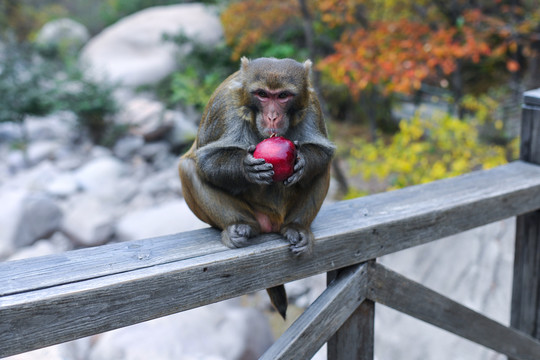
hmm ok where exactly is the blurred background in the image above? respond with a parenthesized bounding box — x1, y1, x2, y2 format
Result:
(1, 1, 538, 359)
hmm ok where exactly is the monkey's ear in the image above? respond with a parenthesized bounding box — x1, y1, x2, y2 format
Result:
(241, 56, 250, 71)
(303, 59, 313, 80)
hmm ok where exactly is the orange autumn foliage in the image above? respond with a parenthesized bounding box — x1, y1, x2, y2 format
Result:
(319, 19, 492, 96)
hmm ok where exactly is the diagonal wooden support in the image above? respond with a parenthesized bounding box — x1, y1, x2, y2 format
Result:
(367, 263, 540, 360)
(260, 263, 369, 360)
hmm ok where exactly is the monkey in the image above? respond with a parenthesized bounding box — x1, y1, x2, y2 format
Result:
(178, 57, 335, 319)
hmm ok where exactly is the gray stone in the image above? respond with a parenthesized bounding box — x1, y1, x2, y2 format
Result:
(165, 109, 198, 148)
(113, 135, 145, 160)
(115, 199, 208, 241)
(375, 219, 514, 360)
(26, 141, 61, 166)
(116, 97, 173, 141)
(74, 156, 127, 193)
(0, 121, 23, 142)
(45, 173, 80, 198)
(80, 4, 223, 87)
(24, 112, 77, 142)
(61, 195, 116, 246)
(35, 18, 90, 55)
(88, 300, 273, 360)
(0, 189, 63, 257)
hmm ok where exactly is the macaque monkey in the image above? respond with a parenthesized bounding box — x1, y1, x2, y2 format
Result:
(179, 57, 335, 318)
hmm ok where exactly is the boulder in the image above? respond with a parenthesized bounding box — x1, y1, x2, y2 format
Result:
(24, 111, 77, 142)
(45, 172, 80, 198)
(35, 18, 90, 55)
(115, 199, 208, 241)
(74, 156, 127, 193)
(88, 300, 273, 360)
(113, 135, 145, 160)
(116, 98, 173, 140)
(0, 189, 63, 257)
(80, 4, 223, 87)
(61, 195, 116, 246)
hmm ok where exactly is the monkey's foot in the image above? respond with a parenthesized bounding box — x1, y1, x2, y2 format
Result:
(281, 225, 313, 256)
(222, 224, 257, 248)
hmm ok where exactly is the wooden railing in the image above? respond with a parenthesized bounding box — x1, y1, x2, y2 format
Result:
(2, 89, 540, 360)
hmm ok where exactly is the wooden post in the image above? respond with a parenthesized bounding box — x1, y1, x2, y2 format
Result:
(510, 88, 540, 346)
(327, 262, 375, 360)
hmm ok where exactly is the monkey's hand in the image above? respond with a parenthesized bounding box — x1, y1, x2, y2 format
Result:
(284, 145, 305, 187)
(243, 145, 274, 185)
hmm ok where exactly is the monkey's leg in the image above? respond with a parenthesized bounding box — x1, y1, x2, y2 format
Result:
(179, 157, 260, 248)
(281, 171, 331, 256)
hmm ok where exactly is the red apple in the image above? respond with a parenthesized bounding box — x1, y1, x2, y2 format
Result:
(253, 136, 296, 182)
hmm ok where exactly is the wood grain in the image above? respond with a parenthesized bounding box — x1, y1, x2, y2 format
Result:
(2, 161, 540, 357)
(368, 263, 540, 360)
(260, 263, 368, 360)
(511, 89, 540, 349)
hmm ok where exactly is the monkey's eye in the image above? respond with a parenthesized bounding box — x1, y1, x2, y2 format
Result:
(278, 92, 292, 99)
(255, 90, 268, 98)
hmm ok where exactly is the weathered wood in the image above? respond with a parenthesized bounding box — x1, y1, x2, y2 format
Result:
(2, 161, 540, 357)
(328, 262, 375, 360)
(511, 88, 540, 348)
(367, 263, 540, 360)
(260, 263, 368, 360)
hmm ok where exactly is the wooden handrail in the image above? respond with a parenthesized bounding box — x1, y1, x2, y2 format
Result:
(2, 88, 540, 360)
(2, 160, 540, 358)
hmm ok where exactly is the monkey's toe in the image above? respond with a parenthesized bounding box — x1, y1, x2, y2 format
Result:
(282, 226, 313, 256)
(222, 224, 256, 248)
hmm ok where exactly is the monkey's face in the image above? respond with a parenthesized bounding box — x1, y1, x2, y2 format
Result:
(252, 88, 295, 137)
(241, 58, 309, 138)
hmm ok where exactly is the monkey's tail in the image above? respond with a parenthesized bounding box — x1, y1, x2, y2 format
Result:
(266, 285, 288, 320)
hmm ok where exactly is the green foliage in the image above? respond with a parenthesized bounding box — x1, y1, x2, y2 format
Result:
(0, 39, 120, 146)
(348, 112, 511, 192)
(157, 34, 237, 111)
(0, 43, 60, 123)
(60, 69, 120, 146)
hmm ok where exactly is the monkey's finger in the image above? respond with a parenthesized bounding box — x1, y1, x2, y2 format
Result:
(244, 155, 267, 167)
(293, 156, 305, 172)
(247, 145, 256, 153)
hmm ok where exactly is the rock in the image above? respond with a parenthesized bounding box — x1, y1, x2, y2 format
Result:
(45, 172, 79, 198)
(80, 4, 223, 87)
(26, 141, 61, 166)
(115, 199, 208, 241)
(138, 141, 171, 162)
(0, 121, 23, 142)
(3, 337, 91, 360)
(113, 135, 145, 160)
(61, 195, 116, 246)
(74, 156, 127, 193)
(8, 238, 64, 261)
(116, 97, 173, 141)
(165, 109, 198, 149)
(89, 300, 273, 360)
(16, 194, 63, 247)
(375, 219, 515, 360)
(0, 189, 63, 257)
(24, 111, 77, 142)
(140, 168, 181, 198)
(35, 18, 90, 55)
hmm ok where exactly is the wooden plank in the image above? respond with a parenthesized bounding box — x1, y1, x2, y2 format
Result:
(260, 263, 368, 360)
(2, 161, 540, 357)
(327, 299, 374, 360)
(523, 88, 540, 107)
(367, 263, 540, 360)
(328, 262, 375, 360)
(0, 227, 224, 296)
(511, 88, 540, 348)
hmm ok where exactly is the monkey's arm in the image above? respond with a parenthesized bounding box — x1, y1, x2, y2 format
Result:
(195, 142, 274, 194)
